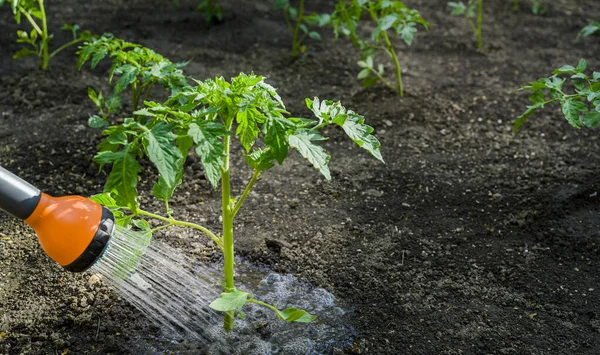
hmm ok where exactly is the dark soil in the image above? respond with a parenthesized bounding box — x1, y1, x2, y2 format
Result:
(2, 0, 600, 353)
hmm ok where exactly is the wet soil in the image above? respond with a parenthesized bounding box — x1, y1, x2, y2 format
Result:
(2, 0, 600, 354)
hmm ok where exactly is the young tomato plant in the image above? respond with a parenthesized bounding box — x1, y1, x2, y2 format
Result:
(274, 0, 331, 58)
(77, 34, 189, 127)
(91, 73, 384, 331)
(331, 0, 429, 96)
(512, 0, 545, 15)
(0, 0, 91, 70)
(514, 59, 600, 132)
(197, 0, 223, 23)
(448, 0, 483, 49)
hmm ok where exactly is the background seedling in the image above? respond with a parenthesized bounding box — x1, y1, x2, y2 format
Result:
(0, 0, 91, 69)
(92, 73, 384, 331)
(77, 34, 189, 127)
(448, 0, 483, 49)
(197, 0, 223, 23)
(514, 59, 600, 131)
(512, 0, 545, 15)
(274, 0, 331, 59)
(579, 21, 600, 38)
(331, 0, 429, 96)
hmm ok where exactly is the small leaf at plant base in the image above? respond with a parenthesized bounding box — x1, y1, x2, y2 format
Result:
(89, 115, 108, 128)
(308, 31, 322, 40)
(209, 290, 250, 312)
(13, 48, 36, 59)
(277, 308, 317, 323)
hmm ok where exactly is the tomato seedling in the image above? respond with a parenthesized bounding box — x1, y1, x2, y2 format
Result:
(274, 0, 331, 58)
(514, 59, 600, 131)
(448, 0, 483, 49)
(512, 0, 545, 15)
(579, 21, 600, 39)
(91, 73, 384, 331)
(0, 0, 91, 70)
(77, 34, 189, 127)
(330, 0, 429, 96)
(197, 0, 223, 23)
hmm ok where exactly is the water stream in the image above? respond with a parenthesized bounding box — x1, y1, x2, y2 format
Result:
(89, 226, 354, 354)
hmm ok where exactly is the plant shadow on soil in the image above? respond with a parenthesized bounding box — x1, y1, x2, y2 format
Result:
(1, 0, 600, 354)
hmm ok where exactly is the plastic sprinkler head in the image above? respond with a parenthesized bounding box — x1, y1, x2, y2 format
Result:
(0, 166, 115, 272)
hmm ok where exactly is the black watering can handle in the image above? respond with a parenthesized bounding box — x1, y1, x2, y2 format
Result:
(0, 166, 41, 220)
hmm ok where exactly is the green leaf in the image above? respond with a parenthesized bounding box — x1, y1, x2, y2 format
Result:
(89, 115, 108, 128)
(246, 148, 276, 171)
(188, 121, 230, 189)
(98, 145, 141, 211)
(378, 14, 398, 31)
(308, 31, 322, 40)
(398, 23, 417, 46)
(114, 64, 139, 93)
(276, 308, 317, 323)
(336, 113, 384, 163)
(357, 68, 370, 80)
(13, 48, 36, 59)
(209, 290, 250, 312)
(236, 109, 261, 152)
(448, 2, 467, 16)
(581, 110, 600, 128)
(576, 59, 587, 73)
(561, 99, 587, 128)
(91, 47, 108, 69)
(528, 90, 545, 104)
(274, 0, 290, 9)
(263, 115, 294, 164)
(514, 104, 540, 133)
(289, 129, 331, 180)
(143, 123, 183, 192)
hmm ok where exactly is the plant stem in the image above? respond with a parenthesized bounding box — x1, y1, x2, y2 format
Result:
(136, 209, 222, 250)
(38, 0, 49, 70)
(48, 37, 86, 60)
(132, 82, 140, 113)
(291, 0, 305, 58)
(221, 128, 235, 331)
(477, 0, 483, 50)
(232, 170, 261, 216)
(382, 32, 403, 96)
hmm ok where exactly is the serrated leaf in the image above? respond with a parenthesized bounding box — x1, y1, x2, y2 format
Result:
(188, 121, 230, 188)
(336, 113, 384, 163)
(561, 99, 587, 128)
(378, 14, 398, 31)
(114, 64, 139, 93)
(143, 123, 183, 192)
(99, 145, 141, 211)
(514, 104, 540, 133)
(91, 47, 108, 69)
(263, 115, 294, 164)
(528, 90, 545, 104)
(236, 109, 261, 152)
(289, 129, 331, 180)
(246, 148, 275, 171)
(581, 110, 600, 128)
(209, 290, 250, 312)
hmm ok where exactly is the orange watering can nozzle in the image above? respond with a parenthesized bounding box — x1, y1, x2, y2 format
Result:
(0, 166, 115, 272)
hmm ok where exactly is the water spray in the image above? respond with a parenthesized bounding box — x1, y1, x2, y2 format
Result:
(0, 166, 115, 272)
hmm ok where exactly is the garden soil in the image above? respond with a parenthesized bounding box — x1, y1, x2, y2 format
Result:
(2, 0, 600, 353)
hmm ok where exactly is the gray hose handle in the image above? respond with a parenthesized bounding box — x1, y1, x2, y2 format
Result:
(0, 166, 41, 220)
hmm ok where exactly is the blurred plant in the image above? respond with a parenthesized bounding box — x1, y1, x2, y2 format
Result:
(77, 34, 189, 127)
(274, 0, 331, 58)
(514, 59, 600, 131)
(512, 0, 545, 15)
(0, 0, 91, 69)
(448, 0, 483, 49)
(91, 72, 384, 331)
(197, 0, 223, 23)
(579, 21, 600, 39)
(331, 0, 429, 96)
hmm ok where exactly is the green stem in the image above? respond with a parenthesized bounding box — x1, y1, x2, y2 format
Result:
(48, 37, 86, 60)
(132, 82, 140, 113)
(370, 67, 397, 92)
(38, 0, 49, 70)
(18, 5, 43, 36)
(382, 33, 403, 96)
(142, 82, 156, 105)
(291, 0, 305, 58)
(283, 8, 294, 33)
(136, 209, 222, 250)
(477, 0, 483, 50)
(221, 128, 235, 331)
(232, 170, 261, 216)
(512, 0, 519, 10)
(247, 299, 280, 315)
